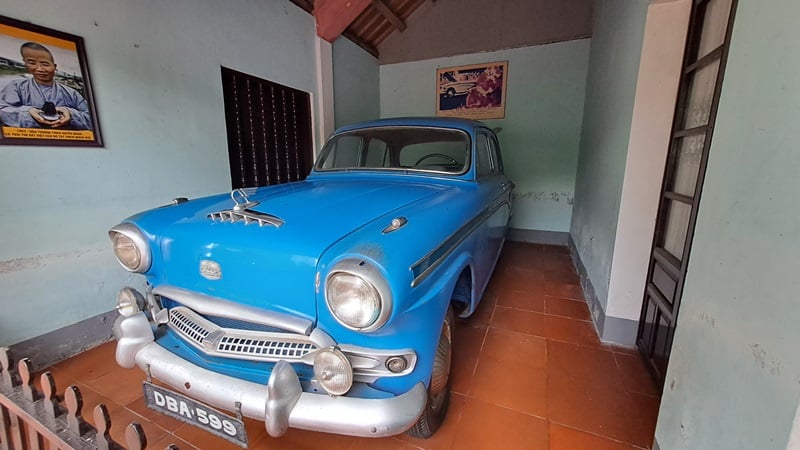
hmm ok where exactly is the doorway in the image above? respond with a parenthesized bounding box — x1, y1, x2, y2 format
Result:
(636, 0, 738, 386)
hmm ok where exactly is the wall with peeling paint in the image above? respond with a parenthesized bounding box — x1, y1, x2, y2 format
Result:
(570, 0, 649, 314)
(655, 0, 800, 448)
(379, 40, 590, 232)
(0, 0, 319, 346)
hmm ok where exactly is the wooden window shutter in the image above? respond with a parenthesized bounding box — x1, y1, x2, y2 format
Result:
(221, 67, 313, 189)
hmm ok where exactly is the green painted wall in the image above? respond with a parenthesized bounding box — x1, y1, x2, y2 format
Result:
(0, 0, 319, 346)
(570, 0, 649, 311)
(380, 41, 590, 232)
(333, 38, 380, 129)
(655, 1, 800, 448)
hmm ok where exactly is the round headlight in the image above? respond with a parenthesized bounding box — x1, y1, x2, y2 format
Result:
(116, 287, 145, 317)
(313, 348, 353, 396)
(108, 223, 151, 273)
(324, 258, 393, 332)
(326, 272, 381, 330)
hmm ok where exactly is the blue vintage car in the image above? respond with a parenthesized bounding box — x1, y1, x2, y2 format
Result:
(109, 117, 512, 444)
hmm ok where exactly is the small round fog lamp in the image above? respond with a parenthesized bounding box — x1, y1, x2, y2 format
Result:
(313, 348, 353, 396)
(386, 356, 408, 373)
(116, 287, 145, 317)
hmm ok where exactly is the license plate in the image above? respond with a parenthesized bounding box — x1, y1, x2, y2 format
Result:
(143, 381, 248, 448)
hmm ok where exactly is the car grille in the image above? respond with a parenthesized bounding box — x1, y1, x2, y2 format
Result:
(169, 306, 317, 362)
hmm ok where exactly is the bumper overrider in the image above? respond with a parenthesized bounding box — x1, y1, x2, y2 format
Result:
(114, 311, 427, 438)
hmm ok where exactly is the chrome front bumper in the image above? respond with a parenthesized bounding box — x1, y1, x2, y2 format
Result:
(114, 313, 426, 437)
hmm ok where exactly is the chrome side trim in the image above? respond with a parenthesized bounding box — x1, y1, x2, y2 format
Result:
(132, 342, 427, 437)
(208, 209, 285, 228)
(410, 200, 510, 287)
(153, 285, 313, 335)
(168, 307, 318, 363)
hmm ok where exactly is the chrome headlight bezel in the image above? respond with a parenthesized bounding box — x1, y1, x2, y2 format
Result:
(324, 258, 393, 332)
(108, 223, 151, 273)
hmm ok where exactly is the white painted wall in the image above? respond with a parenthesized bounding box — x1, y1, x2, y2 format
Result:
(379, 41, 590, 232)
(605, 0, 690, 324)
(0, 0, 319, 346)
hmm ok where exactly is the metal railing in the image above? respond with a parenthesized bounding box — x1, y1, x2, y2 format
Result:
(0, 347, 176, 450)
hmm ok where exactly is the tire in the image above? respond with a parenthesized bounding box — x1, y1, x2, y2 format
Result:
(407, 305, 454, 439)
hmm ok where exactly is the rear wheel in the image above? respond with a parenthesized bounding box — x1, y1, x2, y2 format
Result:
(407, 306, 454, 438)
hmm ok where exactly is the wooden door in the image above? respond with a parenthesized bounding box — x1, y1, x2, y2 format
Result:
(636, 0, 738, 386)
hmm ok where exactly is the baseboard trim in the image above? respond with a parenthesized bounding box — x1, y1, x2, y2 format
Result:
(507, 228, 569, 245)
(568, 237, 639, 347)
(9, 310, 116, 371)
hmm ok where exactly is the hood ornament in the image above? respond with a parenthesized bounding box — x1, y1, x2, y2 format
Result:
(231, 188, 259, 211)
(208, 188, 284, 228)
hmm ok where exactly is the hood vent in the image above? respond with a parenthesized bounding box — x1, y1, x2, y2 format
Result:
(208, 209, 285, 228)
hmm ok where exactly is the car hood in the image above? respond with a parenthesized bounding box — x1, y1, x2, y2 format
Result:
(126, 176, 453, 322)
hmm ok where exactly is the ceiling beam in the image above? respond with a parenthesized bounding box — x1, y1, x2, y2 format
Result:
(314, 0, 372, 42)
(290, 0, 314, 13)
(371, 0, 406, 32)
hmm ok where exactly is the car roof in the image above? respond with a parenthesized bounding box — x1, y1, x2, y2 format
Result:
(332, 117, 489, 135)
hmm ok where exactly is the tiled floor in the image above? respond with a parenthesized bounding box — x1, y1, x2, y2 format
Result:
(38, 241, 661, 449)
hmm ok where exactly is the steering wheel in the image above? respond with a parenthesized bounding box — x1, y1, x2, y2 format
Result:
(414, 153, 459, 166)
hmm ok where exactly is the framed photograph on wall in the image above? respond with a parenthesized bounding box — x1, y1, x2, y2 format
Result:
(0, 15, 102, 146)
(436, 61, 508, 120)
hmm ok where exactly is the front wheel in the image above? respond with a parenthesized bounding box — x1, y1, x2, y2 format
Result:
(407, 306, 454, 438)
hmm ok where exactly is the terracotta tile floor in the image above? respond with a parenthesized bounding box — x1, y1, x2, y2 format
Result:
(38, 241, 661, 449)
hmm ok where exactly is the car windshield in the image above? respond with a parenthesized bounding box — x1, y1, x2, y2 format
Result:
(315, 126, 470, 174)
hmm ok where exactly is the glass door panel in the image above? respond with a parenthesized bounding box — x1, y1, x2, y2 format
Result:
(698, 0, 734, 57)
(683, 59, 720, 129)
(659, 200, 692, 261)
(670, 135, 705, 197)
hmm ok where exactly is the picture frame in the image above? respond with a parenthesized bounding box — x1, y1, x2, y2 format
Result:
(436, 61, 508, 120)
(0, 15, 102, 146)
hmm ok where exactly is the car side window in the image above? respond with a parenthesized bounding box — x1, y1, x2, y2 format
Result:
(321, 135, 362, 168)
(476, 133, 492, 177)
(488, 134, 503, 174)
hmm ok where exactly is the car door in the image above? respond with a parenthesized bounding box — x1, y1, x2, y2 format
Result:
(473, 130, 512, 295)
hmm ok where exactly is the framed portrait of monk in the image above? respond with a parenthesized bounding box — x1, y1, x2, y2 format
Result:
(0, 15, 102, 146)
